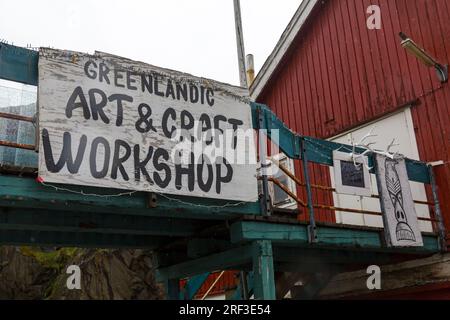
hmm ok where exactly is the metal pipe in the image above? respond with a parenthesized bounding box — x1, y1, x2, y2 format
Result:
(429, 165, 447, 251)
(272, 157, 434, 206)
(233, 0, 247, 87)
(0, 140, 35, 150)
(246, 54, 255, 86)
(201, 271, 225, 300)
(267, 177, 436, 222)
(258, 108, 271, 216)
(0, 112, 34, 123)
(268, 177, 307, 207)
(239, 271, 249, 300)
(300, 137, 317, 243)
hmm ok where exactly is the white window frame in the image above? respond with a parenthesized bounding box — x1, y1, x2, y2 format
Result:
(269, 153, 297, 209)
(332, 150, 372, 197)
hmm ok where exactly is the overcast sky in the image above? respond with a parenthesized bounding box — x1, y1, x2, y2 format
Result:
(0, 0, 301, 86)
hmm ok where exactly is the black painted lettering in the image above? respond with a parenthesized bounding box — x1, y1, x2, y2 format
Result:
(99, 63, 110, 84)
(114, 69, 125, 88)
(197, 158, 213, 192)
(153, 148, 171, 188)
(90, 137, 110, 178)
(216, 157, 233, 194)
(189, 84, 199, 103)
(84, 60, 98, 79)
(175, 153, 195, 191)
(111, 139, 131, 180)
(108, 94, 133, 126)
(88, 88, 109, 124)
(141, 74, 153, 94)
(176, 83, 188, 101)
(133, 144, 154, 184)
(42, 129, 87, 174)
(180, 110, 195, 142)
(206, 88, 215, 106)
(66, 86, 91, 120)
(162, 108, 177, 138)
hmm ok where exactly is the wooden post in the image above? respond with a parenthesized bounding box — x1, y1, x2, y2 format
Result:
(164, 278, 180, 300)
(252, 240, 276, 300)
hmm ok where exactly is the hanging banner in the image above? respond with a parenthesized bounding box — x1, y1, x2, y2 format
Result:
(374, 154, 423, 247)
(38, 48, 258, 201)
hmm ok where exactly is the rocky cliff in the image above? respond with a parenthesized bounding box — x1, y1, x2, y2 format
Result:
(0, 246, 164, 300)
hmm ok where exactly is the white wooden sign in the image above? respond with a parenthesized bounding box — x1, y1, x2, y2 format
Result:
(38, 48, 258, 202)
(374, 154, 423, 247)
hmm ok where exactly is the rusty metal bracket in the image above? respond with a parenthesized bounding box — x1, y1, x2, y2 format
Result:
(148, 192, 158, 208)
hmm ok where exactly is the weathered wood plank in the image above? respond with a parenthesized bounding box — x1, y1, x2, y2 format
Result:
(38, 48, 258, 201)
(0, 175, 260, 220)
(319, 253, 450, 299)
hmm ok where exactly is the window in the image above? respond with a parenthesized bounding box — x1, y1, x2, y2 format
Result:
(269, 154, 297, 209)
(332, 151, 371, 197)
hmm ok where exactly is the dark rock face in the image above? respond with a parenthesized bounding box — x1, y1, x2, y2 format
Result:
(0, 246, 57, 299)
(0, 246, 164, 300)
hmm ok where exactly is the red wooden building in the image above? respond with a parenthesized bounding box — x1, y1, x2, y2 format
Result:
(249, 0, 450, 298)
(252, 0, 449, 233)
(183, 0, 450, 299)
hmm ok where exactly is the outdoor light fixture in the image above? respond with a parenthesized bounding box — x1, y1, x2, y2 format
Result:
(399, 32, 448, 83)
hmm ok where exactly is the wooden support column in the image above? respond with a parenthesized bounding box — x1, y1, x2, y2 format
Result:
(252, 240, 276, 300)
(164, 278, 180, 300)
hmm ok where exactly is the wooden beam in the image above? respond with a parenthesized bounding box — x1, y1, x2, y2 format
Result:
(0, 229, 165, 248)
(0, 175, 260, 220)
(250, 102, 431, 184)
(181, 273, 210, 300)
(157, 245, 253, 280)
(187, 239, 233, 259)
(231, 221, 439, 252)
(319, 253, 450, 299)
(252, 240, 276, 300)
(0, 207, 204, 237)
(0, 43, 38, 85)
(273, 247, 395, 265)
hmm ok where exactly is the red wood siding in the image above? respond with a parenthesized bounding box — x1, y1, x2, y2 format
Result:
(257, 0, 450, 231)
(180, 271, 238, 299)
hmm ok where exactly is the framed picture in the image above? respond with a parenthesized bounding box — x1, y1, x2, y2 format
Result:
(333, 150, 371, 196)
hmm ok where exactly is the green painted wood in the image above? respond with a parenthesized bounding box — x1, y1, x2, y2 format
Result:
(231, 220, 309, 243)
(229, 271, 254, 300)
(165, 278, 180, 300)
(187, 239, 234, 259)
(252, 240, 276, 300)
(231, 221, 439, 252)
(0, 43, 38, 85)
(273, 247, 395, 265)
(0, 207, 203, 237)
(181, 273, 210, 300)
(251, 102, 301, 159)
(0, 229, 165, 248)
(158, 245, 253, 279)
(0, 175, 260, 220)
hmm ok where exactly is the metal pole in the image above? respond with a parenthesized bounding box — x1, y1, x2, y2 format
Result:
(246, 54, 255, 86)
(428, 165, 447, 252)
(300, 137, 317, 243)
(239, 271, 249, 300)
(233, 0, 247, 87)
(258, 107, 271, 216)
